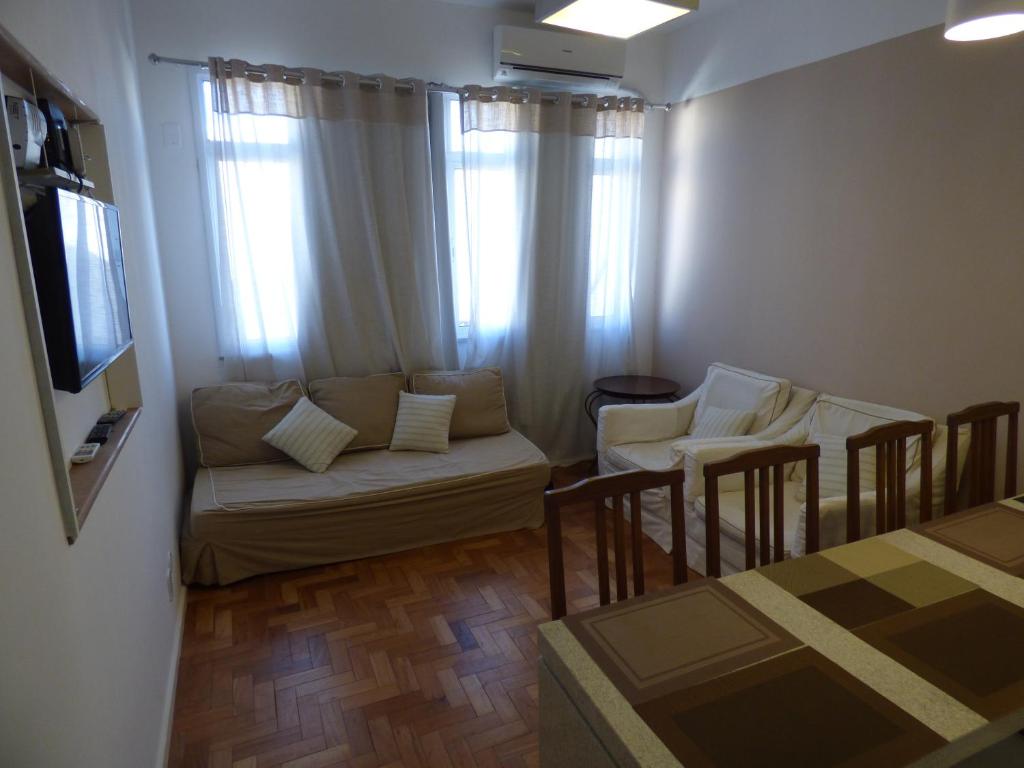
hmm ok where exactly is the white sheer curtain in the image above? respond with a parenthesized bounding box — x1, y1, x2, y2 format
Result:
(202, 58, 455, 382)
(449, 88, 644, 461)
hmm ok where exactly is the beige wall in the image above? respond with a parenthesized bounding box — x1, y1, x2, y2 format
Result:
(655, 26, 1024, 431)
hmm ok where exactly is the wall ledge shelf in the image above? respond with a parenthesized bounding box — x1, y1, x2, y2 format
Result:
(18, 167, 95, 192)
(68, 406, 141, 535)
(1, 19, 144, 544)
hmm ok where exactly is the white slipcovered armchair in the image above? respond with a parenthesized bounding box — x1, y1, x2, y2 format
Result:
(685, 394, 972, 575)
(596, 363, 818, 554)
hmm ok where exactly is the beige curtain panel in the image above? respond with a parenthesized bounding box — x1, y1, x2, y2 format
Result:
(460, 85, 644, 139)
(207, 57, 427, 125)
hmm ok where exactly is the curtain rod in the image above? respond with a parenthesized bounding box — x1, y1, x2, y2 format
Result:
(147, 53, 671, 111)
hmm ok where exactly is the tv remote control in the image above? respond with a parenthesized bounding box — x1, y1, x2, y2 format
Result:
(97, 409, 127, 424)
(87, 423, 113, 444)
(72, 443, 101, 463)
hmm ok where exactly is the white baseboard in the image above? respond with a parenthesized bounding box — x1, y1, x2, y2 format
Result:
(156, 585, 187, 768)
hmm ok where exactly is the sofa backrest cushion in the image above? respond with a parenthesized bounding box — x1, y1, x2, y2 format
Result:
(411, 368, 510, 439)
(694, 363, 792, 434)
(809, 394, 927, 439)
(792, 394, 930, 484)
(308, 372, 406, 452)
(191, 380, 304, 467)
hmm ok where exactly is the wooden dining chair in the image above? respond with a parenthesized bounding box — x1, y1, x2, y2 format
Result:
(845, 420, 933, 542)
(545, 469, 685, 620)
(703, 445, 820, 578)
(945, 401, 1020, 515)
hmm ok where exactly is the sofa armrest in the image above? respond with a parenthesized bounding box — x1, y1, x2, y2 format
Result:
(752, 386, 818, 441)
(596, 389, 700, 456)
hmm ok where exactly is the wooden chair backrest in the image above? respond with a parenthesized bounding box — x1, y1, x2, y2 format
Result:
(945, 401, 1020, 515)
(702, 445, 820, 578)
(845, 420, 933, 542)
(545, 469, 685, 620)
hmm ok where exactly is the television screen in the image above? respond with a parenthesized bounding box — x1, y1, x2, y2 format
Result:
(26, 189, 132, 393)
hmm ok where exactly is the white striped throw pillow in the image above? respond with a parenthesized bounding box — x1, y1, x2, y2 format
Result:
(262, 396, 357, 473)
(389, 391, 457, 453)
(690, 405, 756, 439)
(796, 432, 878, 501)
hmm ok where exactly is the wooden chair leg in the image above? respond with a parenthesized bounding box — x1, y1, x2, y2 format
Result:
(670, 483, 686, 585)
(612, 495, 627, 601)
(595, 500, 610, 606)
(545, 499, 566, 620)
(630, 490, 645, 595)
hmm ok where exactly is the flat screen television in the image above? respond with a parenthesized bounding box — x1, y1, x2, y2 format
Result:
(25, 188, 132, 393)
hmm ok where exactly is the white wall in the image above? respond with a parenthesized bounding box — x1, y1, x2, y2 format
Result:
(128, 0, 669, 465)
(0, 1, 185, 766)
(663, 0, 947, 101)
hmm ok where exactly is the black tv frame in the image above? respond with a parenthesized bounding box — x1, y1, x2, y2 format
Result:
(25, 188, 133, 394)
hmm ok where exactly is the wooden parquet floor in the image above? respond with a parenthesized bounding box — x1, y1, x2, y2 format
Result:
(169, 467, 700, 768)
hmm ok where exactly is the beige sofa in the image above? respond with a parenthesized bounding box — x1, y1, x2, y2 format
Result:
(181, 370, 550, 585)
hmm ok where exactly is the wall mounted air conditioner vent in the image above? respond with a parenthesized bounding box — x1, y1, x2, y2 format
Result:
(494, 25, 626, 89)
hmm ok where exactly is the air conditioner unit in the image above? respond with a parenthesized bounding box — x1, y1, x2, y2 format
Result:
(494, 25, 626, 89)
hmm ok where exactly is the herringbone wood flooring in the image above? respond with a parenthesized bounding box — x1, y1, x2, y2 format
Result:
(169, 467, 700, 767)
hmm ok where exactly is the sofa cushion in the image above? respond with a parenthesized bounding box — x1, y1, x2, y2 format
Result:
(690, 406, 756, 439)
(308, 373, 405, 452)
(263, 397, 357, 473)
(389, 392, 456, 453)
(795, 432, 878, 503)
(694, 364, 791, 435)
(809, 394, 927, 439)
(696, 481, 804, 565)
(192, 429, 548, 514)
(793, 395, 927, 484)
(191, 380, 303, 467)
(411, 368, 510, 439)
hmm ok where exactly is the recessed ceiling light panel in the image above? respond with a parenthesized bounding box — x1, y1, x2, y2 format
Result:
(945, 0, 1024, 40)
(535, 0, 699, 39)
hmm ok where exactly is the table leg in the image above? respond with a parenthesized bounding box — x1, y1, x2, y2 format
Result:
(584, 390, 603, 427)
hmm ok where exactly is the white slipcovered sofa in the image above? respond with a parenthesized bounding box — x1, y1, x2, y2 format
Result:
(684, 394, 971, 575)
(596, 363, 818, 555)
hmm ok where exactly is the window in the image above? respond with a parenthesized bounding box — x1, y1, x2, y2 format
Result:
(440, 95, 521, 339)
(197, 77, 303, 350)
(439, 92, 642, 342)
(588, 133, 642, 322)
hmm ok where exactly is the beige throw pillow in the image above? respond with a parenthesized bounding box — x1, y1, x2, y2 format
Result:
(689, 406, 756, 439)
(191, 380, 303, 467)
(263, 397, 357, 473)
(796, 432, 878, 502)
(389, 392, 457, 453)
(309, 373, 405, 452)
(411, 368, 510, 439)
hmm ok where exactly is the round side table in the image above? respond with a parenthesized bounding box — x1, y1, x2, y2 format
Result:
(585, 375, 681, 426)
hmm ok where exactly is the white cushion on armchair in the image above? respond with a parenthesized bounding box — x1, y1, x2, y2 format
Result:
(693, 363, 792, 435)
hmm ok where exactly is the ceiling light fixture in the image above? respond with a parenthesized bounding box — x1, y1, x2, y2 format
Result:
(945, 0, 1024, 41)
(535, 0, 699, 40)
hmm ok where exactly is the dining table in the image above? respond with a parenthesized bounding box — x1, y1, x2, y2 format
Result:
(538, 498, 1024, 767)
